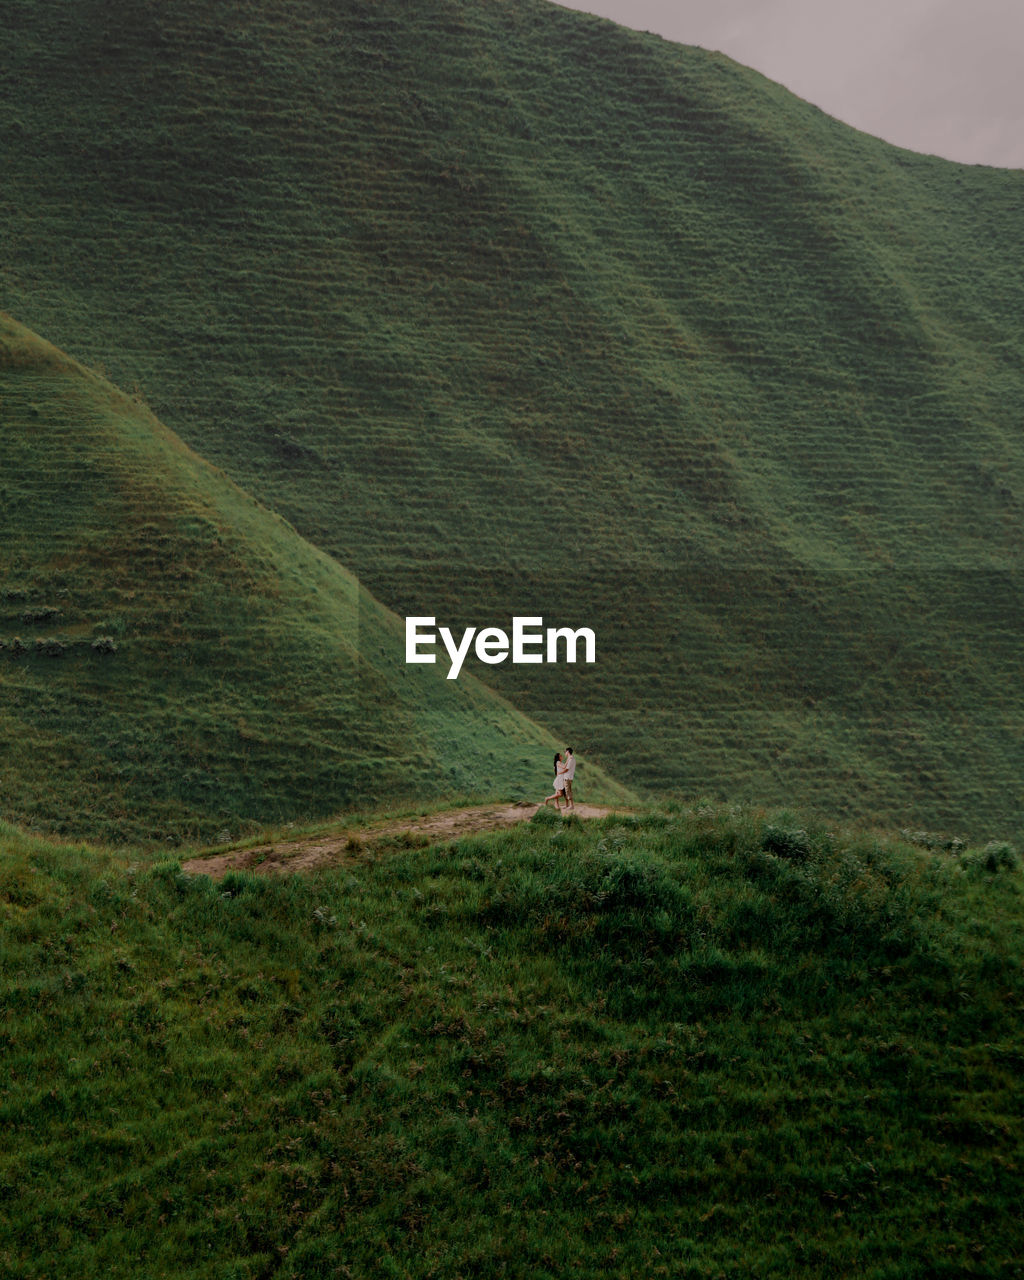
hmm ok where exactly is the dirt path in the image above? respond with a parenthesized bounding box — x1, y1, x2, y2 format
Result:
(181, 801, 623, 881)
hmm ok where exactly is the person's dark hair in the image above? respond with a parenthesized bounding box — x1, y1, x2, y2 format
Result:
(565, 746, 574, 754)
(553, 752, 561, 769)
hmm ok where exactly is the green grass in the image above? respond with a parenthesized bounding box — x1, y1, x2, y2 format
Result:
(0, 315, 632, 844)
(4, 0, 1024, 834)
(3, 5, 1023, 1268)
(2, 807, 1022, 1277)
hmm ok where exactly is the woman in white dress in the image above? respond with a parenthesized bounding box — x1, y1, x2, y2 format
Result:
(542, 751, 568, 809)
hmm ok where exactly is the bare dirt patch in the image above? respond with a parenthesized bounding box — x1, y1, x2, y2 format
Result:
(181, 801, 623, 881)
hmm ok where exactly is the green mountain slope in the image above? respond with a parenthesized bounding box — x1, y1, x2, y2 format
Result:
(4, 0, 1024, 833)
(0, 315, 628, 843)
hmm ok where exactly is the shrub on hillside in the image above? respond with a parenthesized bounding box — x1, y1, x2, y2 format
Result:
(761, 824, 813, 861)
(962, 840, 1019, 875)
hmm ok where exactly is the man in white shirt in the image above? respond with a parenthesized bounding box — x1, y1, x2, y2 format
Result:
(563, 747, 576, 808)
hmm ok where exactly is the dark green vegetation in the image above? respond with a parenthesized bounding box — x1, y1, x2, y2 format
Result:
(3, 806, 1022, 1277)
(4, 0, 1024, 835)
(0, 315, 630, 843)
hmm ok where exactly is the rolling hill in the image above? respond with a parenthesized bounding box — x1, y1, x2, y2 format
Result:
(3, 0, 1024, 834)
(0, 314, 630, 844)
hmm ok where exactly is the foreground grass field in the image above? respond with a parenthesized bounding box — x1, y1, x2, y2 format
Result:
(2, 804, 1021, 1278)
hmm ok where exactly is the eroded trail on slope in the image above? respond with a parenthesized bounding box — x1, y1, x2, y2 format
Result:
(182, 801, 622, 881)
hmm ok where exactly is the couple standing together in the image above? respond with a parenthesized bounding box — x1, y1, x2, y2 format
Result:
(543, 747, 576, 810)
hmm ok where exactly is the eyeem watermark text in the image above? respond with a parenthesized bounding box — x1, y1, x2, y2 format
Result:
(406, 616, 596, 680)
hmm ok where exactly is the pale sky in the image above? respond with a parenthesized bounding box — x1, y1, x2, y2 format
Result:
(554, 0, 1024, 169)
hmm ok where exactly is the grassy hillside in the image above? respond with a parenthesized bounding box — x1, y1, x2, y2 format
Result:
(0, 314, 630, 844)
(2, 807, 1022, 1277)
(4, 0, 1024, 833)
